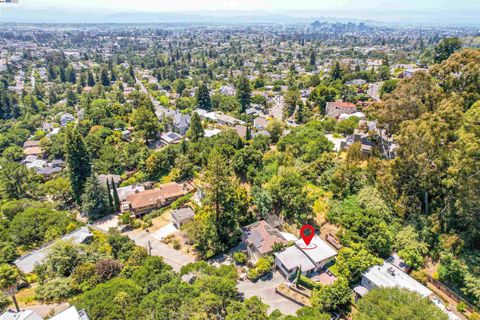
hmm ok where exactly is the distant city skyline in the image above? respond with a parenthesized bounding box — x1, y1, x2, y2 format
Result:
(1, 0, 479, 26)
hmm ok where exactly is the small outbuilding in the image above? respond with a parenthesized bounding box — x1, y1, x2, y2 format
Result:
(171, 207, 195, 228)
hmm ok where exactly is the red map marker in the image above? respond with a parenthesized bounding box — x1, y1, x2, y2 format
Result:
(300, 224, 315, 246)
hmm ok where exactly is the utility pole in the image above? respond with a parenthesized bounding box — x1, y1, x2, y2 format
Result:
(147, 241, 152, 256)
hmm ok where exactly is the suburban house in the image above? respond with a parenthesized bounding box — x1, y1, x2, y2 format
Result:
(345, 79, 367, 86)
(171, 207, 195, 228)
(196, 109, 245, 127)
(275, 246, 316, 278)
(340, 131, 375, 155)
(325, 101, 357, 118)
(399, 68, 428, 78)
(161, 131, 182, 144)
(295, 235, 337, 269)
(98, 174, 121, 187)
(14, 227, 93, 274)
(23, 140, 41, 149)
(246, 105, 265, 117)
(253, 117, 268, 130)
(21, 155, 65, 177)
(0, 310, 43, 320)
(60, 113, 75, 126)
(121, 182, 190, 216)
(338, 111, 365, 120)
(275, 235, 338, 279)
(0, 306, 90, 320)
(234, 125, 247, 139)
(36, 165, 63, 178)
(121, 129, 131, 141)
(155, 106, 191, 135)
(23, 140, 43, 157)
(241, 220, 287, 263)
(26, 159, 47, 171)
(219, 85, 235, 96)
(360, 262, 433, 298)
(115, 184, 146, 202)
(49, 306, 90, 320)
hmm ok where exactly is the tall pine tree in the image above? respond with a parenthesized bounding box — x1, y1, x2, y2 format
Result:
(81, 173, 109, 222)
(100, 68, 111, 87)
(106, 179, 114, 214)
(87, 70, 95, 87)
(236, 76, 251, 113)
(187, 111, 204, 142)
(65, 126, 91, 204)
(196, 83, 212, 111)
(111, 178, 120, 212)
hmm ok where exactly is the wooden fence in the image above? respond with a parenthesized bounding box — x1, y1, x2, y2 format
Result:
(427, 276, 477, 313)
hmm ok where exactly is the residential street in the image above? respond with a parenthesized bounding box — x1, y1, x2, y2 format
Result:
(237, 271, 302, 315)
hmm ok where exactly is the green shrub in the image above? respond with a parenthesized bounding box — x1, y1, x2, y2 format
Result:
(233, 252, 248, 265)
(247, 257, 273, 281)
(411, 270, 428, 285)
(299, 275, 322, 290)
(172, 239, 181, 250)
(35, 277, 75, 302)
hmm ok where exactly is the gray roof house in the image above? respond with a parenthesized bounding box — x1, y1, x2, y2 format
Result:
(361, 262, 433, 298)
(172, 112, 191, 135)
(36, 166, 62, 177)
(253, 117, 268, 130)
(98, 174, 121, 187)
(60, 113, 75, 126)
(14, 227, 93, 274)
(155, 106, 191, 135)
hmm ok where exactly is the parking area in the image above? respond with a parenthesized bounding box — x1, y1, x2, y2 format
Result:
(237, 271, 302, 315)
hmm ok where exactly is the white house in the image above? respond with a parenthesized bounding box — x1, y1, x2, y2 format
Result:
(275, 246, 316, 279)
(361, 262, 433, 298)
(0, 310, 43, 320)
(49, 306, 90, 320)
(295, 236, 337, 270)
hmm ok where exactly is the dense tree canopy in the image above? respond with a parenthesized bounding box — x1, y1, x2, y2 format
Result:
(354, 288, 448, 320)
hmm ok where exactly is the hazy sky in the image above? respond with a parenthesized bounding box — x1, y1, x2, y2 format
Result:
(1, 0, 479, 25)
(11, 0, 480, 13)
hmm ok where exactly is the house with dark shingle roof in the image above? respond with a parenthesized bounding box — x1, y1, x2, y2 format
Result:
(241, 220, 287, 263)
(155, 106, 191, 135)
